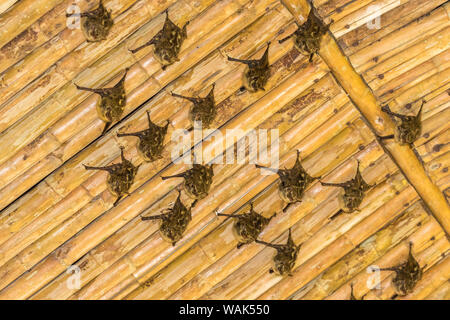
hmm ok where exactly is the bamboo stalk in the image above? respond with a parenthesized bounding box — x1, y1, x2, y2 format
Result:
(315, 0, 355, 18)
(0, 0, 155, 144)
(376, 55, 450, 103)
(122, 144, 393, 300)
(425, 278, 450, 300)
(0, 0, 100, 75)
(416, 128, 450, 164)
(320, 0, 373, 25)
(309, 0, 450, 233)
(205, 171, 409, 299)
(366, 27, 450, 89)
(0, 0, 446, 301)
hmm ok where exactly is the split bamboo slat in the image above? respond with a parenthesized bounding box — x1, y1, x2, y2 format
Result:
(0, 0, 448, 300)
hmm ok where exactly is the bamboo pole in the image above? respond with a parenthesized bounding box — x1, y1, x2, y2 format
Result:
(290, 0, 450, 234)
(0, 0, 267, 224)
(0, 0, 445, 301)
(122, 117, 371, 299)
(138, 143, 397, 300)
(416, 128, 450, 164)
(375, 47, 450, 97)
(425, 278, 450, 300)
(376, 60, 450, 104)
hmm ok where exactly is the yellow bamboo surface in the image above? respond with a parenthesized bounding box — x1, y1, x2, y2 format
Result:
(0, 0, 448, 300)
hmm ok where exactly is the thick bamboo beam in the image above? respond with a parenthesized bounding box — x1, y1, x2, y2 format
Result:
(286, 0, 450, 234)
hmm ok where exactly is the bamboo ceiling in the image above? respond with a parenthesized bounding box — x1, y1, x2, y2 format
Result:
(0, 0, 448, 300)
